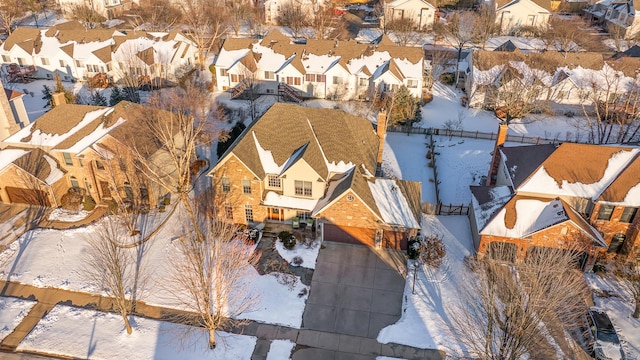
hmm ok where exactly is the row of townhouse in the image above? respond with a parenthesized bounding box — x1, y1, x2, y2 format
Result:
(470, 124, 640, 270)
(464, 49, 640, 111)
(0, 21, 198, 85)
(584, 0, 640, 39)
(213, 30, 424, 101)
(0, 96, 180, 210)
(208, 103, 422, 250)
(57, 0, 135, 19)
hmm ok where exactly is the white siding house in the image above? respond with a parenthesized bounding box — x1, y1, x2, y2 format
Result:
(384, 0, 437, 30)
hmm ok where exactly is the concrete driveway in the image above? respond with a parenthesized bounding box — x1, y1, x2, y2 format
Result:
(302, 241, 407, 339)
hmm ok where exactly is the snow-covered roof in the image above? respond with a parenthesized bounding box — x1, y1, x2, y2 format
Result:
(368, 179, 420, 228)
(470, 185, 514, 232)
(3, 107, 110, 149)
(518, 144, 639, 200)
(0, 148, 30, 171)
(597, 155, 640, 206)
(263, 191, 318, 211)
(0, 22, 196, 66)
(215, 30, 423, 81)
(480, 196, 605, 247)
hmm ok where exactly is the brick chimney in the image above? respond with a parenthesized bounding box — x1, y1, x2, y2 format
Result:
(486, 122, 509, 186)
(376, 109, 387, 175)
(52, 92, 67, 107)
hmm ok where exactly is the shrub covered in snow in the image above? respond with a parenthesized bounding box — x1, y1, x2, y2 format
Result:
(291, 256, 303, 266)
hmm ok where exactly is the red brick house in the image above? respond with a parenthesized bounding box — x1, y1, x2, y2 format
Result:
(470, 124, 640, 269)
(208, 103, 422, 249)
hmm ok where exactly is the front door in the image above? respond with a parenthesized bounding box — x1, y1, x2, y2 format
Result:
(268, 207, 283, 221)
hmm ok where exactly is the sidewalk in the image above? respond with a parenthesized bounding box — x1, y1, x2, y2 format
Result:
(0, 280, 443, 360)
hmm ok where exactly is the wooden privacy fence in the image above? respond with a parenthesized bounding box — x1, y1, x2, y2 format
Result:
(422, 202, 470, 216)
(387, 126, 584, 145)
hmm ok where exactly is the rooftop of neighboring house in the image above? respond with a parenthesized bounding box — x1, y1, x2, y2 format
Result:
(386, 0, 437, 9)
(214, 30, 423, 79)
(504, 143, 640, 200)
(4, 88, 24, 101)
(1, 101, 170, 158)
(0, 147, 66, 185)
(472, 49, 640, 87)
(495, 0, 554, 12)
(1, 21, 194, 64)
(473, 191, 606, 246)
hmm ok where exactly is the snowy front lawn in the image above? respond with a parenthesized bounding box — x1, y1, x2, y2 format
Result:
(377, 215, 474, 355)
(47, 208, 90, 222)
(266, 339, 295, 360)
(0, 297, 36, 341)
(0, 209, 309, 329)
(17, 305, 256, 360)
(585, 273, 640, 359)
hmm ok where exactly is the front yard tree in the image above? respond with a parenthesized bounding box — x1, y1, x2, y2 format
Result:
(169, 212, 259, 349)
(615, 258, 640, 318)
(83, 218, 144, 334)
(450, 244, 590, 359)
(127, 83, 213, 240)
(385, 16, 421, 47)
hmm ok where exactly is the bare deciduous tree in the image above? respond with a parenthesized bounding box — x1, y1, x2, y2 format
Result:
(228, 0, 253, 37)
(541, 17, 596, 55)
(424, 49, 455, 91)
(386, 16, 422, 47)
(579, 69, 640, 144)
(179, 0, 229, 70)
(129, 0, 183, 32)
(310, 4, 335, 40)
(0, 0, 24, 35)
(614, 257, 640, 318)
(472, 4, 498, 51)
(435, 12, 477, 86)
(69, 4, 106, 27)
(83, 218, 146, 334)
(168, 212, 259, 349)
(450, 244, 590, 360)
(277, 2, 309, 38)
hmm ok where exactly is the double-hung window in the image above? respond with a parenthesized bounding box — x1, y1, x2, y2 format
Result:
(295, 180, 312, 197)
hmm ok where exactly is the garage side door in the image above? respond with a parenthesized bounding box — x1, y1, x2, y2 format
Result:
(6, 187, 50, 206)
(323, 224, 375, 247)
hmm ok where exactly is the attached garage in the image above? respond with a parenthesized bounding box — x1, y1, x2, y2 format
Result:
(322, 224, 408, 250)
(6, 186, 50, 206)
(323, 224, 375, 247)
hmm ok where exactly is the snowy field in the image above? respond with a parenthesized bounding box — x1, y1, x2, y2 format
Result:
(17, 305, 257, 360)
(0, 207, 310, 329)
(377, 215, 474, 355)
(0, 297, 36, 341)
(585, 274, 640, 360)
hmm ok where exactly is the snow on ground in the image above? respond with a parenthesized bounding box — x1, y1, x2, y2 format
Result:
(0, 297, 36, 341)
(422, 82, 586, 140)
(383, 133, 437, 204)
(266, 339, 295, 360)
(275, 237, 321, 270)
(585, 274, 640, 360)
(377, 215, 474, 355)
(432, 137, 493, 204)
(0, 207, 309, 329)
(47, 209, 90, 222)
(17, 304, 256, 360)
